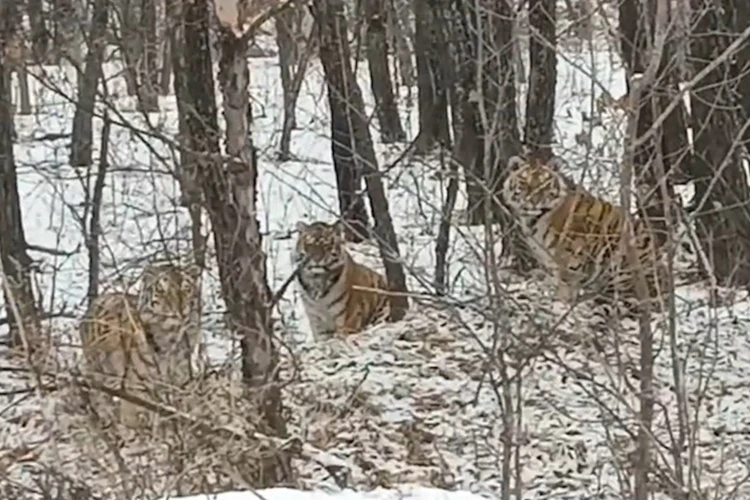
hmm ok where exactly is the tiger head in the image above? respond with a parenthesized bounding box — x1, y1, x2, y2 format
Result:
(138, 261, 202, 320)
(294, 220, 348, 274)
(502, 155, 571, 218)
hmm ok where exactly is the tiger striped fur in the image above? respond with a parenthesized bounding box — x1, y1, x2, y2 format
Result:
(501, 155, 669, 312)
(79, 292, 157, 427)
(79, 260, 202, 427)
(294, 220, 392, 339)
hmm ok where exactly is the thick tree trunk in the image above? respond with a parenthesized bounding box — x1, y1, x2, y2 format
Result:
(313, 0, 370, 242)
(413, 0, 450, 153)
(276, 7, 299, 133)
(69, 0, 109, 168)
(0, 5, 41, 353)
(365, 0, 405, 144)
(313, 0, 410, 320)
(687, 0, 750, 287)
(388, 0, 415, 88)
(168, 0, 206, 269)
(182, 0, 290, 484)
(524, 0, 556, 157)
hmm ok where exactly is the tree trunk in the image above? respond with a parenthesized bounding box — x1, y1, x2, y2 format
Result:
(183, 0, 290, 484)
(52, 0, 81, 65)
(312, 0, 410, 320)
(731, 0, 750, 151)
(687, 0, 750, 287)
(69, 0, 109, 168)
(387, 0, 415, 88)
(137, 0, 159, 111)
(0, 4, 42, 353)
(276, 7, 299, 133)
(168, 0, 206, 269)
(312, 0, 370, 242)
(119, 0, 140, 96)
(365, 0, 406, 144)
(27, 0, 49, 61)
(413, 0, 450, 153)
(524, 0, 556, 157)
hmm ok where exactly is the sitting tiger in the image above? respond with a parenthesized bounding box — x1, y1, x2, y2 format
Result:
(294, 220, 393, 339)
(501, 155, 669, 313)
(79, 260, 203, 427)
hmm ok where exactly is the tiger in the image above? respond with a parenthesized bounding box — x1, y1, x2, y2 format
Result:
(78, 260, 203, 427)
(79, 292, 157, 428)
(501, 155, 669, 314)
(136, 260, 203, 385)
(294, 220, 392, 339)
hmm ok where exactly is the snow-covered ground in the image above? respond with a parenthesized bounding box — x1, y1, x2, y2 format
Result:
(1, 28, 750, 500)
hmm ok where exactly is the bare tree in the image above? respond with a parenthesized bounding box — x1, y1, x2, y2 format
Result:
(312, 0, 370, 241)
(276, 5, 317, 160)
(524, 0, 557, 157)
(312, 0, 409, 319)
(136, 0, 160, 111)
(69, 0, 109, 168)
(0, 5, 41, 352)
(413, 0, 450, 153)
(364, 0, 406, 144)
(27, 0, 49, 61)
(168, 0, 206, 269)
(181, 0, 290, 484)
(387, 0, 415, 88)
(687, 0, 750, 287)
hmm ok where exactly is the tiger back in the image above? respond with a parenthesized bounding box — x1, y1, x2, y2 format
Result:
(79, 292, 156, 427)
(137, 261, 203, 385)
(501, 155, 668, 309)
(294, 220, 391, 339)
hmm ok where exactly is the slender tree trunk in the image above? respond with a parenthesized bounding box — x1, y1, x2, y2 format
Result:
(525, 0, 556, 158)
(687, 0, 750, 287)
(313, 0, 370, 242)
(365, 0, 405, 143)
(388, 0, 415, 88)
(276, 7, 299, 132)
(27, 0, 49, 61)
(413, 0, 450, 153)
(313, 0, 410, 319)
(119, 0, 140, 96)
(137, 0, 159, 111)
(0, 3, 42, 353)
(70, 0, 109, 168)
(183, 0, 290, 484)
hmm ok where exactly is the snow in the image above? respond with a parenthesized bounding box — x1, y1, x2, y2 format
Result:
(166, 487, 494, 500)
(2, 25, 750, 500)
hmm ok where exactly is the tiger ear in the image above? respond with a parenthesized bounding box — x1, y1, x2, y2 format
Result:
(295, 221, 309, 233)
(507, 155, 526, 171)
(332, 220, 346, 237)
(546, 155, 565, 172)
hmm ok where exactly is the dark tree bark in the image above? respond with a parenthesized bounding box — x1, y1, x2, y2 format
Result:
(0, 5, 41, 352)
(619, 0, 693, 196)
(413, 0, 450, 153)
(69, 0, 109, 168)
(118, 0, 140, 96)
(731, 0, 750, 150)
(168, 0, 206, 269)
(182, 0, 289, 484)
(312, 0, 370, 242)
(364, 0, 406, 144)
(136, 0, 159, 111)
(51, 0, 80, 64)
(524, 0, 556, 157)
(687, 0, 750, 287)
(312, 0, 410, 320)
(387, 0, 415, 88)
(26, 0, 48, 61)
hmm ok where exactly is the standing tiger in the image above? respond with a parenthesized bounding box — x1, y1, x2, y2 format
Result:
(79, 260, 203, 427)
(294, 220, 393, 339)
(501, 155, 669, 312)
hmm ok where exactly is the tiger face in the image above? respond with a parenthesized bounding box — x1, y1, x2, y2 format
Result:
(138, 262, 202, 320)
(294, 221, 349, 297)
(502, 156, 572, 219)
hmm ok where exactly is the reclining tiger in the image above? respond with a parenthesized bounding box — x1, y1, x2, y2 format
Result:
(501, 154, 670, 315)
